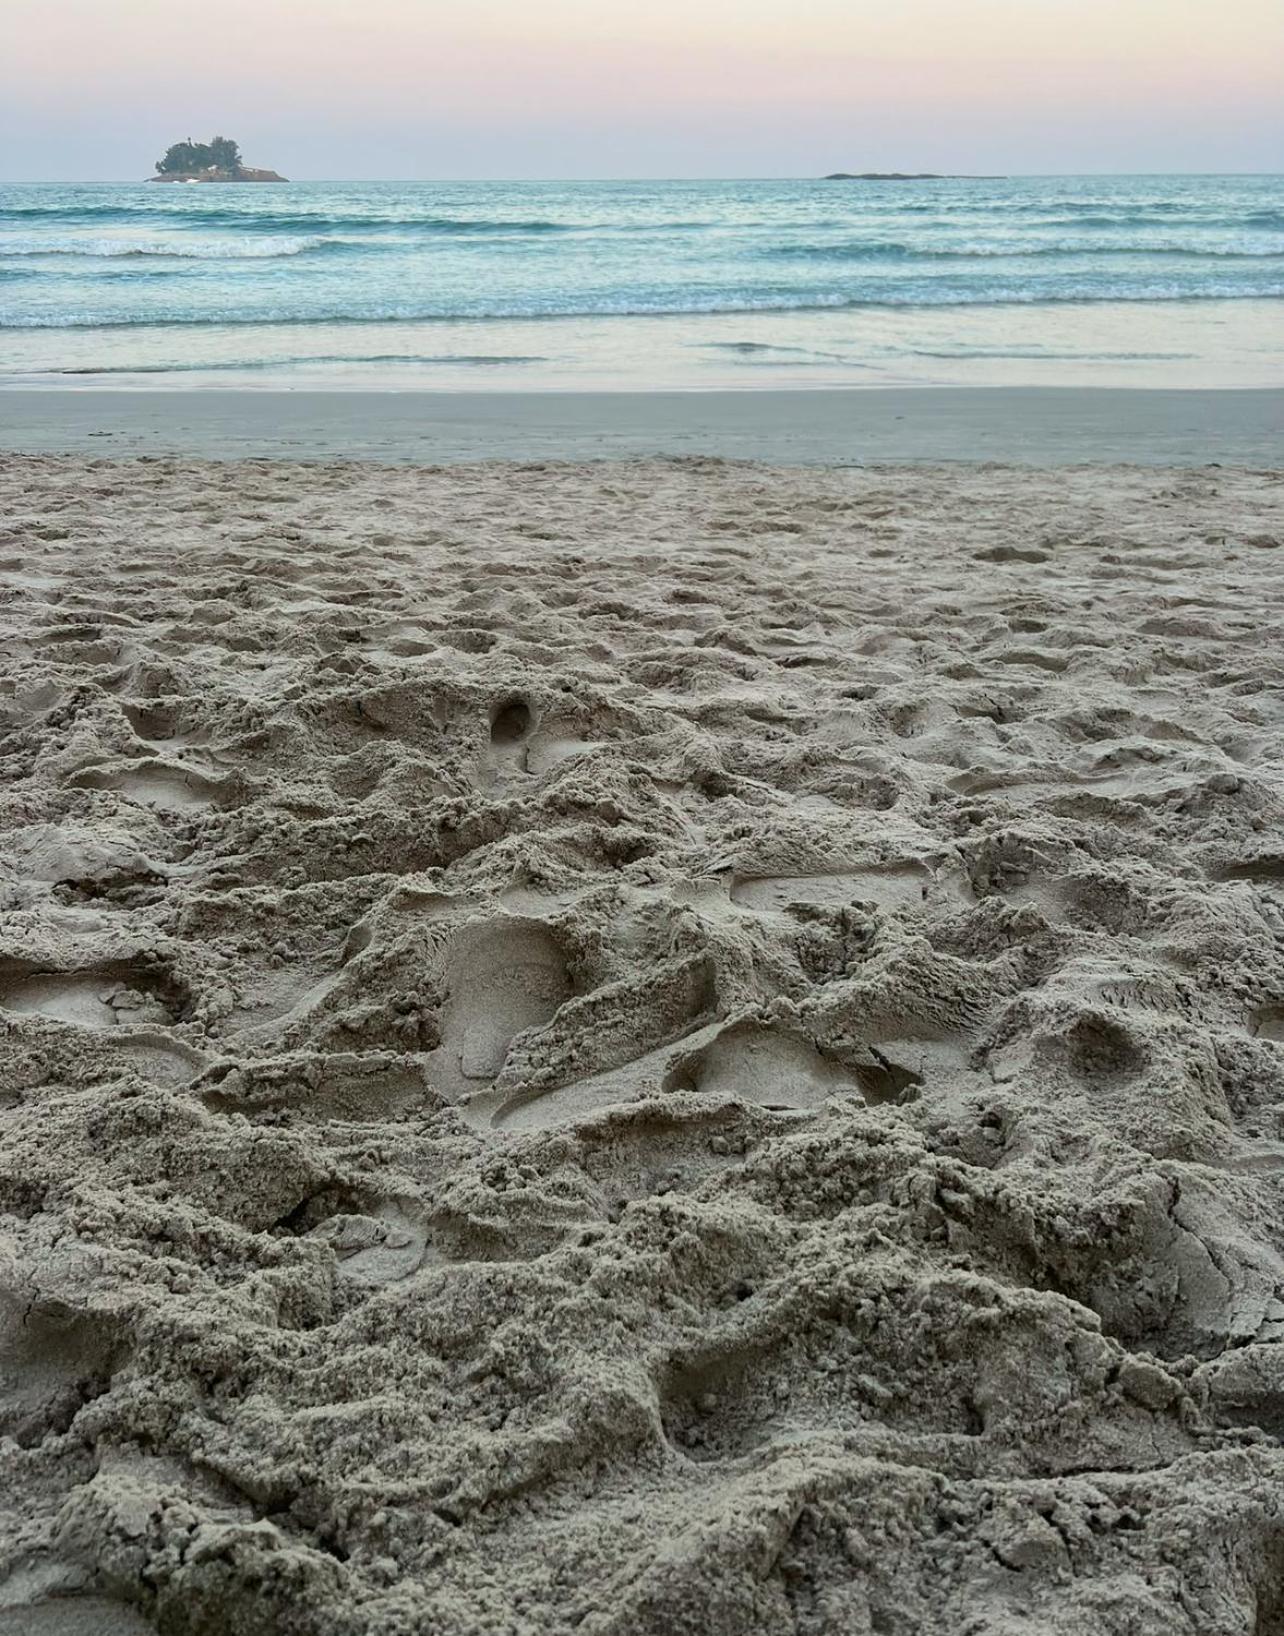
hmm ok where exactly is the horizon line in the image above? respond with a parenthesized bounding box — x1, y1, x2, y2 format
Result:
(4, 168, 1284, 186)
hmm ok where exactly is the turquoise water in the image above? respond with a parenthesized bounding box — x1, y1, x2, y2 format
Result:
(1, 176, 1281, 387)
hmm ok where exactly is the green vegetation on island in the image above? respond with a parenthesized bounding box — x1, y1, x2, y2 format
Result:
(151, 137, 286, 183)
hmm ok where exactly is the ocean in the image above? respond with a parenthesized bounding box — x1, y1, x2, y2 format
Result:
(1, 175, 1281, 389)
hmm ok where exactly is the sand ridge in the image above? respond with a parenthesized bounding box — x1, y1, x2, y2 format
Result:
(1, 453, 1284, 1633)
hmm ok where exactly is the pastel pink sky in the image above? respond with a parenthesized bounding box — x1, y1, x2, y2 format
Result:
(4, 0, 1282, 179)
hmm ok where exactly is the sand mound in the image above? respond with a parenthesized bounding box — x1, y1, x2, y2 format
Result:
(2, 453, 1284, 1633)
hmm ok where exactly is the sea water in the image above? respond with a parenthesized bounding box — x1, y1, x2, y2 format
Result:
(1, 175, 1280, 388)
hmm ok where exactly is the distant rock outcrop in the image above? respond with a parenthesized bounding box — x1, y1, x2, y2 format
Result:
(823, 171, 996, 181)
(150, 167, 288, 184)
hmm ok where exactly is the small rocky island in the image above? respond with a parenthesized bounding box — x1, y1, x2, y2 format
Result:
(150, 137, 286, 184)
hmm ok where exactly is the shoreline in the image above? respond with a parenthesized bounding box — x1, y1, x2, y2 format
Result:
(2, 385, 1281, 465)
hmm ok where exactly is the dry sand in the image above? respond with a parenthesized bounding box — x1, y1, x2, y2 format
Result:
(1, 452, 1284, 1634)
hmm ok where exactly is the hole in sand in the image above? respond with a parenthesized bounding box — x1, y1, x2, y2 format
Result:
(430, 920, 571, 1098)
(974, 544, 1052, 564)
(1219, 857, 1284, 884)
(490, 696, 533, 747)
(121, 701, 185, 742)
(1064, 1012, 1146, 1081)
(54, 872, 165, 910)
(855, 1048, 925, 1105)
(481, 697, 538, 786)
(1253, 1007, 1284, 1043)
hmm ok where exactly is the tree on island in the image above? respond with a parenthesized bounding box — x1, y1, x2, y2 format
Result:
(155, 136, 243, 177)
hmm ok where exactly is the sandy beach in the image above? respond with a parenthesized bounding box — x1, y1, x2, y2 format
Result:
(2, 450, 1284, 1635)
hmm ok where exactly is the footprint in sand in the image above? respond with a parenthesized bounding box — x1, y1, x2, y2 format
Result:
(0, 1602, 153, 1635)
(0, 680, 66, 727)
(0, 960, 180, 1030)
(307, 1200, 430, 1286)
(204, 1053, 434, 1121)
(667, 1023, 958, 1111)
(485, 1036, 692, 1134)
(120, 700, 214, 752)
(525, 728, 605, 776)
(481, 695, 536, 783)
(0, 1287, 123, 1447)
(429, 919, 571, 1098)
(664, 1021, 858, 1112)
(31, 627, 125, 669)
(73, 761, 229, 814)
(730, 864, 966, 916)
(113, 1032, 209, 1087)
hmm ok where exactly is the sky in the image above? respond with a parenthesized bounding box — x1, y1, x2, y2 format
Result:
(3, 0, 1282, 181)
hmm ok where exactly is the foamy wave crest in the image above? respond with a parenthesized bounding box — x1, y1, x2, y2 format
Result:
(55, 352, 549, 375)
(765, 239, 1284, 263)
(0, 235, 331, 260)
(6, 282, 1284, 330)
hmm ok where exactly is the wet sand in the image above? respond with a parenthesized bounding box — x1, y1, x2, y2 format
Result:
(1, 385, 1282, 465)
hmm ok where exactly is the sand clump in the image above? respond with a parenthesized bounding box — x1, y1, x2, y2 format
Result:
(1, 453, 1284, 1633)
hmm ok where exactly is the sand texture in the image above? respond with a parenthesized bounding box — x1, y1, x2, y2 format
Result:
(2, 453, 1284, 1634)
